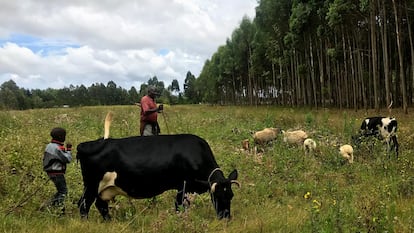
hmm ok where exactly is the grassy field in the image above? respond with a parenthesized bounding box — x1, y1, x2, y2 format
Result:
(1, 105, 414, 232)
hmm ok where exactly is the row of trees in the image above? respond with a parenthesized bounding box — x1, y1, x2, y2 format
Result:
(195, 0, 414, 112)
(0, 72, 200, 110)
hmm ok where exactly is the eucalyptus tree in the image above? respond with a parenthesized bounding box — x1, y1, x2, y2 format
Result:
(325, 0, 368, 109)
(184, 71, 199, 103)
(254, 0, 292, 105)
(223, 38, 240, 104)
(392, 0, 408, 113)
(72, 84, 89, 106)
(287, 0, 316, 107)
(406, 0, 414, 107)
(218, 41, 239, 104)
(196, 59, 219, 103)
(56, 87, 72, 106)
(88, 83, 106, 105)
(0, 80, 20, 109)
(169, 79, 180, 94)
(231, 17, 256, 105)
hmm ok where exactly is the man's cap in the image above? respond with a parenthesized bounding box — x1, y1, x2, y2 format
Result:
(147, 86, 160, 95)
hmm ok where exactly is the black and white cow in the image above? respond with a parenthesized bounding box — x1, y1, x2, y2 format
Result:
(76, 112, 239, 220)
(356, 116, 399, 157)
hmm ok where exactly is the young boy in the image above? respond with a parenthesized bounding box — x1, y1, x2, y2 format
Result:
(42, 127, 72, 214)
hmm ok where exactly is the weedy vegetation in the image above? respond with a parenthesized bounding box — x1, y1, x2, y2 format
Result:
(1, 105, 414, 232)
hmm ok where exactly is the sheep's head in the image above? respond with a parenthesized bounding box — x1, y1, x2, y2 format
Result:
(339, 145, 354, 163)
(303, 138, 316, 154)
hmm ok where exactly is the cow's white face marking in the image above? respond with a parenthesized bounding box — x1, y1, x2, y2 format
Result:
(98, 171, 127, 201)
(380, 118, 396, 140)
(364, 119, 370, 127)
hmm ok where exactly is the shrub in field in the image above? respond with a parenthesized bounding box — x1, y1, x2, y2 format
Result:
(305, 112, 314, 128)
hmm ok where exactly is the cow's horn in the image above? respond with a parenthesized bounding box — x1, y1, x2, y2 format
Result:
(231, 180, 241, 188)
(104, 111, 113, 139)
(211, 182, 217, 193)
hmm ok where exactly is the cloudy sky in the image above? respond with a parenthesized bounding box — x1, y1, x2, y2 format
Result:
(0, 0, 257, 91)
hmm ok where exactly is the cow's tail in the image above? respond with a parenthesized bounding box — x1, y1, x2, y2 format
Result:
(388, 100, 393, 116)
(104, 111, 113, 139)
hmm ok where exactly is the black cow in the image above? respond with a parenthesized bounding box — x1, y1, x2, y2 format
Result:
(355, 116, 399, 157)
(76, 114, 239, 220)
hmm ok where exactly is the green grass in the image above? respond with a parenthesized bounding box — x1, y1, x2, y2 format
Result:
(1, 105, 414, 232)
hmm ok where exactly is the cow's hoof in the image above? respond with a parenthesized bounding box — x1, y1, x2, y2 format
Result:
(103, 215, 112, 221)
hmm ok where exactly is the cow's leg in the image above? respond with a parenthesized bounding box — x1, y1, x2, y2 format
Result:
(391, 135, 399, 158)
(175, 181, 190, 212)
(175, 190, 185, 212)
(95, 197, 111, 221)
(385, 137, 392, 159)
(78, 187, 96, 219)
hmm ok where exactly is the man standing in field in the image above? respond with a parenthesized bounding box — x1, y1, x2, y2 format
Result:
(139, 86, 163, 136)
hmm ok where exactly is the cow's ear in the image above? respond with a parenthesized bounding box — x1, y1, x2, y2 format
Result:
(228, 169, 238, 180)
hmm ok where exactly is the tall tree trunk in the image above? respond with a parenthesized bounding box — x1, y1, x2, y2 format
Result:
(318, 38, 325, 108)
(309, 38, 318, 109)
(336, 59, 342, 108)
(405, 0, 414, 107)
(348, 34, 357, 111)
(370, 0, 380, 111)
(294, 49, 301, 106)
(232, 69, 237, 105)
(278, 61, 285, 105)
(301, 45, 312, 106)
(271, 62, 276, 101)
(285, 62, 293, 107)
(358, 49, 368, 110)
(290, 51, 297, 107)
(381, 0, 391, 107)
(392, 0, 408, 113)
(248, 44, 254, 106)
(326, 42, 332, 106)
(342, 28, 349, 108)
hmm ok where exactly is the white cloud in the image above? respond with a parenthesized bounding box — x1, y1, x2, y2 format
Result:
(0, 0, 257, 91)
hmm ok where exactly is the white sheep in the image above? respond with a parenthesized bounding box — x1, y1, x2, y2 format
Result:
(339, 144, 354, 163)
(303, 138, 316, 155)
(282, 130, 308, 145)
(253, 128, 280, 145)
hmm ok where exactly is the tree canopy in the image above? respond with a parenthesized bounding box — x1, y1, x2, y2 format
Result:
(0, 76, 190, 110)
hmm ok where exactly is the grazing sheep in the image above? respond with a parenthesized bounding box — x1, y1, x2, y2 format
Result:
(339, 144, 354, 163)
(253, 128, 280, 145)
(282, 130, 308, 145)
(303, 138, 316, 155)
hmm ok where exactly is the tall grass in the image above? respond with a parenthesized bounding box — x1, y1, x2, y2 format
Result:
(0, 105, 413, 232)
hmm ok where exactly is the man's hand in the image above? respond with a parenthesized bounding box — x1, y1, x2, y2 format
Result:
(66, 143, 72, 150)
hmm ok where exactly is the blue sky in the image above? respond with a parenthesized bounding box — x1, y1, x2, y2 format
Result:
(0, 0, 257, 90)
(1, 34, 80, 56)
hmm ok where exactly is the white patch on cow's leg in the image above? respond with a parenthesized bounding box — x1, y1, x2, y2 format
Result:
(98, 172, 127, 201)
